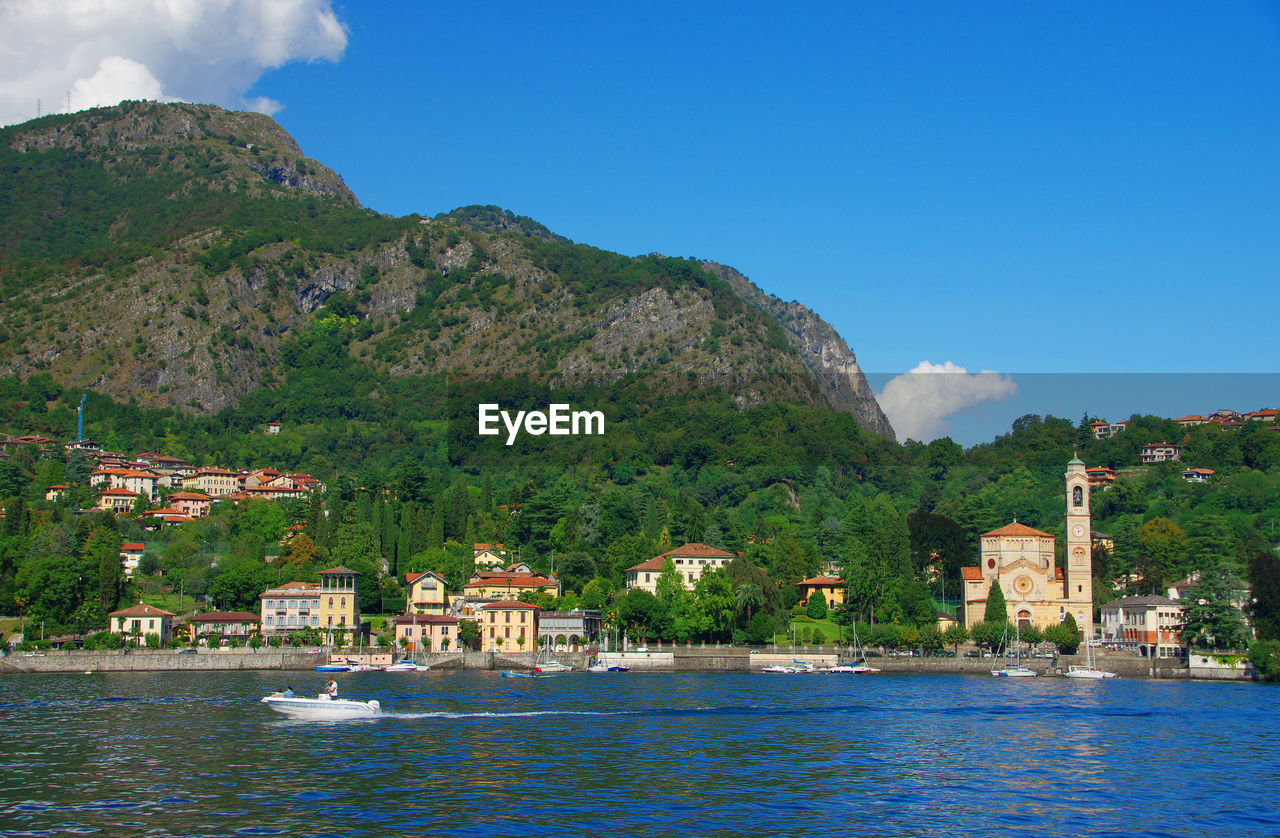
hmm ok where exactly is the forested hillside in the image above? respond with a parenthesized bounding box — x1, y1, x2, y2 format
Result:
(0, 102, 1276, 663)
(0, 101, 890, 435)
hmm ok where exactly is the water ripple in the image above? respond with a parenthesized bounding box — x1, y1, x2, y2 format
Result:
(0, 671, 1276, 836)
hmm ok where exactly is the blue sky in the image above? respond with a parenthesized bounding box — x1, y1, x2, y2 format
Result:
(2, 1, 1277, 445)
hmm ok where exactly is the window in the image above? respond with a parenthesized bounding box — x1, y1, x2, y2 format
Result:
(1073, 486, 1083, 507)
(328, 597, 334, 607)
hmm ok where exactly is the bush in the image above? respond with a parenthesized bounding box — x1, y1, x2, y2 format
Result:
(806, 591, 828, 620)
(82, 631, 123, 650)
(1249, 640, 1280, 682)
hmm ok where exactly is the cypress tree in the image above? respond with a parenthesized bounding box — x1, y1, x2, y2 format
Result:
(984, 578, 1009, 626)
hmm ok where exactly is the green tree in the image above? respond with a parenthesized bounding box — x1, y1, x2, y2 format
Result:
(1136, 517, 1186, 595)
(1180, 561, 1249, 650)
(617, 588, 662, 644)
(85, 527, 123, 612)
(687, 571, 734, 642)
(942, 622, 969, 655)
(1046, 612, 1081, 653)
(806, 590, 828, 620)
(734, 583, 764, 624)
(457, 619, 480, 650)
(983, 578, 1008, 625)
(1248, 640, 1280, 682)
(1248, 550, 1280, 641)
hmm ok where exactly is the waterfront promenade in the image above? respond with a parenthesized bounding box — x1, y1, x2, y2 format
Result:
(0, 644, 1250, 680)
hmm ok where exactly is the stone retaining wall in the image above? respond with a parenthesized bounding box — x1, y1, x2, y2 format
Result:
(0, 647, 1231, 681)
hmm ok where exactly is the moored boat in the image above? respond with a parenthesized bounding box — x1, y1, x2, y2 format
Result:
(824, 663, 883, 674)
(385, 658, 430, 672)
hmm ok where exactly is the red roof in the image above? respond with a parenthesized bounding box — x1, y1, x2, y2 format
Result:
(188, 611, 259, 623)
(392, 614, 459, 625)
(480, 599, 540, 611)
(109, 603, 175, 618)
(659, 542, 734, 559)
(626, 557, 666, 572)
(797, 575, 843, 587)
(961, 567, 984, 581)
(120, 542, 145, 551)
(981, 522, 1054, 539)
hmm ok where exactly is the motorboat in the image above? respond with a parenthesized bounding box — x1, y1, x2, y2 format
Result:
(824, 663, 883, 675)
(586, 661, 629, 673)
(260, 692, 381, 720)
(763, 660, 817, 674)
(991, 665, 1037, 677)
(1064, 665, 1119, 679)
(385, 658, 430, 672)
(314, 662, 351, 672)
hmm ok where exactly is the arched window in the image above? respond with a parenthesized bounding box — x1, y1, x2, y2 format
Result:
(328, 597, 334, 607)
(1073, 486, 1083, 507)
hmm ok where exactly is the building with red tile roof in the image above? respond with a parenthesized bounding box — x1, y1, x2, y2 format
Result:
(625, 543, 735, 593)
(479, 599, 539, 654)
(109, 603, 176, 645)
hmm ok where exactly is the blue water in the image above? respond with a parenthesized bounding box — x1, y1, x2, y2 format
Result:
(0, 670, 1276, 837)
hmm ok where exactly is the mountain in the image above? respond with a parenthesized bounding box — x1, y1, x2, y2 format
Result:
(0, 102, 893, 440)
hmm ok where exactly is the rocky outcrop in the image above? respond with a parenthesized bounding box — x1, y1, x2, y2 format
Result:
(703, 262, 896, 440)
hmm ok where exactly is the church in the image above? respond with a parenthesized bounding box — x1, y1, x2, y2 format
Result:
(961, 457, 1094, 633)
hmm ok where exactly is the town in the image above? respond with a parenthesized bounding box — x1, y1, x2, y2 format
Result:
(2, 403, 1275, 681)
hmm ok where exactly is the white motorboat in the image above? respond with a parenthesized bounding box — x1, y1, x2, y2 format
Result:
(824, 663, 883, 675)
(385, 658, 430, 672)
(1064, 664, 1119, 679)
(991, 665, 1037, 677)
(260, 692, 381, 720)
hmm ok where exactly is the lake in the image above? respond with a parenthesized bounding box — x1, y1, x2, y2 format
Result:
(0, 670, 1276, 837)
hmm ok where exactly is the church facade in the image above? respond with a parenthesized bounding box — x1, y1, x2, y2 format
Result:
(961, 457, 1094, 633)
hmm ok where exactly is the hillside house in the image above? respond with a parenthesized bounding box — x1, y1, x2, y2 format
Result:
(109, 603, 175, 645)
(625, 543, 735, 593)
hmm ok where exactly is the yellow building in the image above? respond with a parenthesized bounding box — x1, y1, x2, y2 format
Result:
(405, 571, 451, 616)
(464, 570, 557, 600)
(109, 603, 175, 645)
(962, 457, 1094, 633)
(480, 599, 540, 653)
(317, 566, 361, 644)
(796, 575, 845, 608)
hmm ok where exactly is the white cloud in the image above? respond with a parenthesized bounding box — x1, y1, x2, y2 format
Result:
(0, 0, 347, 126)
(877, 361, 1017, 443)
(69, 56, 163, 110)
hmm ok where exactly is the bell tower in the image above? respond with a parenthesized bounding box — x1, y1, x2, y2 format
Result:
(1064, 456, 1093, 629)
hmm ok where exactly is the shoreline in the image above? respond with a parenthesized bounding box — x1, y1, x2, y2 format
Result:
(0, 647, 1253, 681)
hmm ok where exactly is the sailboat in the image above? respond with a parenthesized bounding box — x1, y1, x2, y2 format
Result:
(824, 624, 882, 674)
(533, 640, 572, 675)
(991, 623, 1037, 677)
(1064, 619, 1118, 679)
